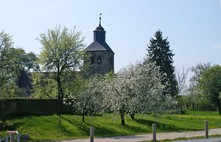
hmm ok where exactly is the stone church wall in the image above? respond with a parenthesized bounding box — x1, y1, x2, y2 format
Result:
(88, 50, 114, 75)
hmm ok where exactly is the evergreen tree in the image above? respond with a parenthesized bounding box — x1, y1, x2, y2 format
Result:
(147, 30, 178, 97)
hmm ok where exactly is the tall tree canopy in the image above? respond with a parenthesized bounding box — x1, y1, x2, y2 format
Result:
(147, 30, 178, 97)
(187, 63, 212, 110)
(0, 30, 38, 97)
(38, 25, 86, 114)
(0, 30, 16, 96)
(200, 65, 221, 113)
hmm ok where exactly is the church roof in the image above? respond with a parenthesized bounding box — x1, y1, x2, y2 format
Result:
(86, 41, 114, 54)
(95, 24, 105, 31)
(85, 16, 114, 54)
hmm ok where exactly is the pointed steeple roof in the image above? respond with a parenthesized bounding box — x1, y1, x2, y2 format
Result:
(86, 15, 114, 54)
(95, 15, 105, 31)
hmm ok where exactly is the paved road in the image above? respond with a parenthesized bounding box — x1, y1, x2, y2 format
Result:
(59, 128, 221, 142)
(175, 137, 221, 142)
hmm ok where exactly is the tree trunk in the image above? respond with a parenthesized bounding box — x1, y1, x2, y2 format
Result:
(186, 103, 189, 109)
(218, 107, 221, 114)
(130, 114, 135, 121)
(57, 75, 64, 115)
(192, 103, 195, 110)
(82, 109, 85, 122)
(180, 105, 183, 114)
(82, 113, 85, 122)
(120, 114, 126, 126)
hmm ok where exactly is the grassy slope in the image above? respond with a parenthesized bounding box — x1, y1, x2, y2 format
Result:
(1, 111, 221, 141)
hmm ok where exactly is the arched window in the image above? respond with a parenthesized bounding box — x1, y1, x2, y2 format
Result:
(97, 56, 101, 64)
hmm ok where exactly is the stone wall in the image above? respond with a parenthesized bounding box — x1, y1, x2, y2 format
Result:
(0, 99, 72, 118)
(88, 50, 114, 75)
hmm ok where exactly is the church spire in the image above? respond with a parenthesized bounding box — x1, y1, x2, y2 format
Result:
(99, 13, 102, 26)
(94, 13, 105, 42)
(85, 14, 115, 76)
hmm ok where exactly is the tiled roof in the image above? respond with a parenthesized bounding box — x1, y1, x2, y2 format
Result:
(86, 41, 114, 54)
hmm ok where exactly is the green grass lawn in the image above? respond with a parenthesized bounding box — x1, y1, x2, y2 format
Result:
(1, 111, 221, 141)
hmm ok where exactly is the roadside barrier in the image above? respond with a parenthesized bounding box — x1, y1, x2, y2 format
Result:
(87, 122, 211, 142)
(151, 121, 210, 141)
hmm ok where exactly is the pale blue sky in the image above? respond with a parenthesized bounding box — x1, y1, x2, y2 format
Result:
(0, 0, 221, 71)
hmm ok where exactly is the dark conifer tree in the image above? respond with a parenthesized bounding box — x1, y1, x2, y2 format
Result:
(147, 30, 178, 97)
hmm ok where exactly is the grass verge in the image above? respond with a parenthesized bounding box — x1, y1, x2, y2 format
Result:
(1, 111, 221, 141)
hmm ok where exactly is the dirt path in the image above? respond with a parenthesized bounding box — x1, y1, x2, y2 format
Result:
(59, 128, 221, 142)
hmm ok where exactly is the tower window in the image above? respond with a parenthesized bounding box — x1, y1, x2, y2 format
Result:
(91, 56, 95, 64)
(97, 56, 101, 64)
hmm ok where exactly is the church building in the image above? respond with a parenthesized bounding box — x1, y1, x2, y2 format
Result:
(17, 16, 114, 97)
(85, 16, 114, 75)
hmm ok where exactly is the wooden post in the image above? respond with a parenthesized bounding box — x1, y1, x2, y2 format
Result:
(152, 123, 156, 142)
(205, 121, 208, 139)
(90, 126, 94, 142)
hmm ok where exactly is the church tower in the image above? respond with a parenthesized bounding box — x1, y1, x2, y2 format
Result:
(85, 15, 114, 75)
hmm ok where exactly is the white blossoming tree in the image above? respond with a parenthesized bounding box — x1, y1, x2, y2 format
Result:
(66, 75, 104, 122)
(102, 61, 175, 125)
(66, 60, 175, 125)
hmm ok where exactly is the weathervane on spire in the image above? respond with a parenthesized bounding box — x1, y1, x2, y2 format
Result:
(99, 13, 102, 25)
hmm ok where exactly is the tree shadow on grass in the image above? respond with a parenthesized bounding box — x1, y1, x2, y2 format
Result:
(134, 118, 189, 132)
(58, 115, 137, 137)
(58, 115, 192, 138)
(58, 115, 89, 137)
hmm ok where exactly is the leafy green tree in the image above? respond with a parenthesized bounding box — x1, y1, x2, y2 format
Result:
(200, 65, 221, 113)
(0, 31, 24, 97)
(38, 25, 86, 114)
(187, 63, 212, 110)
(189, 63, 211, 89)
(177, 95, 188, 112)
(0, 29, 39, 97)
(32, 72, 57, 98)
(147, 30, 178, 97)
(14, 48, 39, 72)
(0, 30, 14, 93)
(6, 48, 39, 97)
